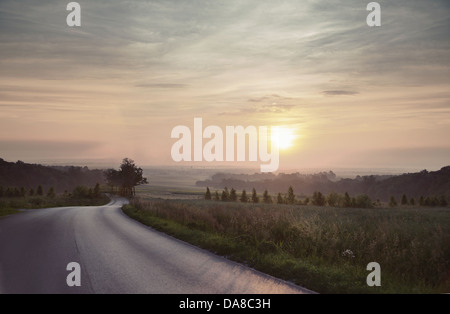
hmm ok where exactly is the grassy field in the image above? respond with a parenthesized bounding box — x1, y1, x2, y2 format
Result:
(123, 197, 450, 294)
(134, 179, 205, 200)
(0, 194, 110, 217)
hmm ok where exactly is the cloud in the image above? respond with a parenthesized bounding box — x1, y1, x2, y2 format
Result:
(322, 90, 359, 96)
(218, 94, 301, 116)
(135, 83, 188, 89)
(0, 0, 449, 168)
(0, 140, 102, 159)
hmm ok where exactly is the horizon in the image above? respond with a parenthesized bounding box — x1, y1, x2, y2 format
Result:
(1, 156, 447, 179)
(1, 1, 449, 171)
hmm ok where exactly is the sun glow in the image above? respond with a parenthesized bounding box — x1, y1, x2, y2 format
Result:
(271, 126, 296, 150)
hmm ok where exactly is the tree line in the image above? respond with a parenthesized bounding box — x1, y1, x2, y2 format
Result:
(389, 194, 448, 207)
(0, 158, 105, 193)
(205, 186, 449, 208)
(197, 166, 450, 203)
(0, 184, 102, 199)
(0, 157, 148, 199)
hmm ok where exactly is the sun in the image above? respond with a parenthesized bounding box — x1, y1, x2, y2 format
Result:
(271, 126, 296, 150)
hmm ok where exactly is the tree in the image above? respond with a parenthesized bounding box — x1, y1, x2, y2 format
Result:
(401, 194, 408, 206)
(105, 158, 148, 197)
(37, 185, 44, 196)
(327, 192, 340, 207)
(277, 192, 284, 204)
(72, 186, 89, 198)
(119, 158, 147, 196)
(221, 187, 230, 202)
(229, 188, 237, 202)
(312, 191, 326, 206)
(410, 197, 415, 206)
(419, 195, 425, 206)
(354, 194, 373, 208)
(343, 192, 352, 208)
(47, 187, 56, 198)
(287, 186, 295, 205)
(263, 189, 272, 204)
(93, 183, 101, 198)
(104, 168, 121, 193)
(29, 188, 35, 197)
(205, 187, 212, 200)
(389, 196, 398, 207)
(214, 191, 220, 201)
(240, 190, 248, 203)
(251, 188, 259, 203)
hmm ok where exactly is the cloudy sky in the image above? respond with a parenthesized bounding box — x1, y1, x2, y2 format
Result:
(0, 0, 449, 171)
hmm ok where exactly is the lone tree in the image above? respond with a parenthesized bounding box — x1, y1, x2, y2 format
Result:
(287, 186, 295, 205)
(105, 158, 148, 197)
(205, 187, 212, 200)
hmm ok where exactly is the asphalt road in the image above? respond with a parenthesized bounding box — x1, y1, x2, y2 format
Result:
(0, 198, 314, 294)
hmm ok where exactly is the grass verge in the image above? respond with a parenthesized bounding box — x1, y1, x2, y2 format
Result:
(123, 198, 450, 294)
(0, 194, 110, 217)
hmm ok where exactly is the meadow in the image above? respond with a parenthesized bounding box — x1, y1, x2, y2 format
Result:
(124, 195, 450, 294)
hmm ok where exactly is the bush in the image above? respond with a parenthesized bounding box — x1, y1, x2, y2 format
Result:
(72, 186, 90, 198)
(312, 191, 326, 206)
(354, 194, 373, 208)
(389, 196, 398, 207)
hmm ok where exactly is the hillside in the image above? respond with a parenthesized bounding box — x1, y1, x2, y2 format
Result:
(196, 167, 450, 202)
(0, 158, 105, 193)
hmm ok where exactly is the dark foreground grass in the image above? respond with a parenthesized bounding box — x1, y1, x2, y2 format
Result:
(0, 195, 110, 217)
(123, 198, 450, 294)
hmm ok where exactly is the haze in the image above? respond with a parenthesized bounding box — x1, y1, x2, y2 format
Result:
(1, 0, 449, 171)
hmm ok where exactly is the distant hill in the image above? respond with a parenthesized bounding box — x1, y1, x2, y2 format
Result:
(196, 167, 450, 202)
(0, 158, 105, 193)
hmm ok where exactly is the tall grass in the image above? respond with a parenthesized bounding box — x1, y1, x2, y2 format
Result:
(124, 198, 450, 293)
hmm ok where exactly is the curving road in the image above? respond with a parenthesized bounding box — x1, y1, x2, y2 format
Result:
(0, 197, 314, 294)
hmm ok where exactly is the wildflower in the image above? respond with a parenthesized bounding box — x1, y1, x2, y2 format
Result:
(342, 249, 355, 258)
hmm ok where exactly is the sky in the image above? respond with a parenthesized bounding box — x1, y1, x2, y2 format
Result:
(0, 0, 449, 172)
